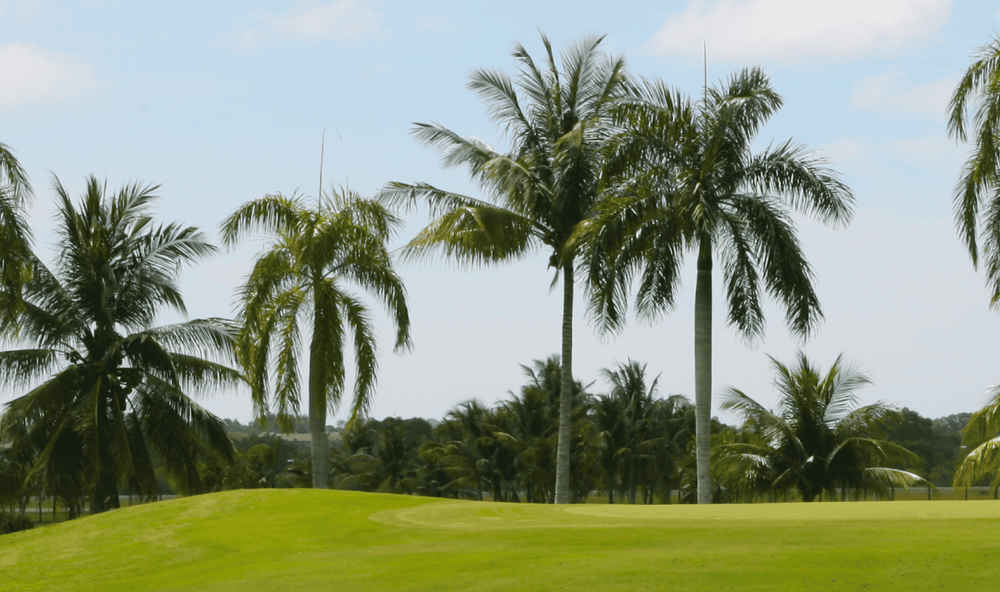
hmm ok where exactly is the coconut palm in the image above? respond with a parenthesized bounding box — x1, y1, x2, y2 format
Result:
(953, 386, 1000, 491)
(221, 189, 411, 489)
(595, 360, 691, 503)
(335, 418, 420, 494)
(385, 34, 629, 503)
(716, 352, 923, 502)
(948, 34, 1000, 306)
(0, 141, 32, 330)
(589, 70, 854, 503)
(0, 175, 239, 513)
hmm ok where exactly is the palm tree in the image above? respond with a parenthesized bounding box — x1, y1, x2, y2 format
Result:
(0, 175, 239, 513)
(221, 189, 411, 489)
(953, 386, 1000, 492)
(435, 400, 497, 501)
(589, 70, 854, 503)
(595, 360, 691, 503)
(385, 34, 629, 503)
(948, 34, 1000, 306)
(716, 352, 923, 502)
(595, 360, 657, 504)
(335, 418, 420, 493)
(0, 141, 32, 331)
(495, 358, 563, 503)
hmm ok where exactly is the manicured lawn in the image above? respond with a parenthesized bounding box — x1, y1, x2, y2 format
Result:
(1, 489, 997, 590)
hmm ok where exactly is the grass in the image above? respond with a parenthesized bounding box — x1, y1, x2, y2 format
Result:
(1, 490, 998, 591)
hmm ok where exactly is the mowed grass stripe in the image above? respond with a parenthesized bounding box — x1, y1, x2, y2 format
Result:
(0, 490, 996, 591)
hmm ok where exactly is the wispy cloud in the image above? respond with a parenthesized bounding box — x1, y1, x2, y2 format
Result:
(229, 0, 386, 51)
(647, 0, 954, 62)
(0, 43, 97, 109)
(850, 68, 955, 118)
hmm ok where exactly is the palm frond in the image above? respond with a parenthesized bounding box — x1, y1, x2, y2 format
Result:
(219, 192, 305, 248)
(954, 436, 1000, 487)
(962, 384, 1000, 444)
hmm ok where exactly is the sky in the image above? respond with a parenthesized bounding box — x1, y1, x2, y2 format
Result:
(2, 0, 999, 427)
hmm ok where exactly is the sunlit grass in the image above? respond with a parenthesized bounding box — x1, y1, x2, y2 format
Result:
(1, 489, 998, 591)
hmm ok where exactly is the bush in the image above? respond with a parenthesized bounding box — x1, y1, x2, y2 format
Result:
(0, 512, 34, 535)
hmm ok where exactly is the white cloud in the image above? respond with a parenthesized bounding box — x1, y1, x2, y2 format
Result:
(647, 0, 954, 62)
(851, 68, 955, 118)
(230, 0, 386, 50)
(0, 43, 97, 109)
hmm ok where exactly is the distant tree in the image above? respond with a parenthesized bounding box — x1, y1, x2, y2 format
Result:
(497, 377, 557, 504)
(934, 412, 974, 435)
(594, 360, 689, 504)
(221, 189, 411, 489)
(335, 418, 423, 493)
(715, 352, 924, 502)
(885, 408, 963, 486)
(0, 176, 239, 513)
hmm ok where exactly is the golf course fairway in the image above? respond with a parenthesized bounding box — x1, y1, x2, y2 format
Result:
(0, 489, 996, 590)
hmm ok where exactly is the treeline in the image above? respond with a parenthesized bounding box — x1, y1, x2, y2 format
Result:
(213, 360, 977, 503)
(223, 357, 701, 504)
(0, 356, 978, 522)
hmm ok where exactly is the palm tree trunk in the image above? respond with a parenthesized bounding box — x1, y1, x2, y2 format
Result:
(554, 260, 575, 504)
(694, 237, 713, 505)
(309, 329, 330, 489)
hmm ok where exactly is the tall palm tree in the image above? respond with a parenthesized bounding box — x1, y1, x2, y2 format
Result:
(589, 70, 854, 503)
(0, 141, 32, 331)
(948, 34, 1000, 305)
(715, 352, 924, 502)
(221, 189, 411, 489)
(385, 34, 629, 503)
(0, 175, 239, 513)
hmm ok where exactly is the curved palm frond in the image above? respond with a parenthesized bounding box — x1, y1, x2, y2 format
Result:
(948, 36, 1000, 296)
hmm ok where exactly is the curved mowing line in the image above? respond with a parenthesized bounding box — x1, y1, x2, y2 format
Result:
(370, 498, 1000, 530)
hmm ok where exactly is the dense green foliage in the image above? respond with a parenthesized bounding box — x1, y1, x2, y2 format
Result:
(196, 357, 698, 504)
(0, 176, 240, 515)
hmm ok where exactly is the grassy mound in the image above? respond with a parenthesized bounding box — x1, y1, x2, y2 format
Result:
(1, 489, 998, 590)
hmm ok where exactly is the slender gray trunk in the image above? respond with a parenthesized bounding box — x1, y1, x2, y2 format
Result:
(694, 237, 713, 505)
(310, 321, 330, 489)
(554, 260, 574, 504)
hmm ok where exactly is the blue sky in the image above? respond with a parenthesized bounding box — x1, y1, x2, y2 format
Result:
(2, 0, 999, 426)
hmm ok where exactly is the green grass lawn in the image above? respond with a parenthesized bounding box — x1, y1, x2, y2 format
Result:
(1, 490, 997, 591)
